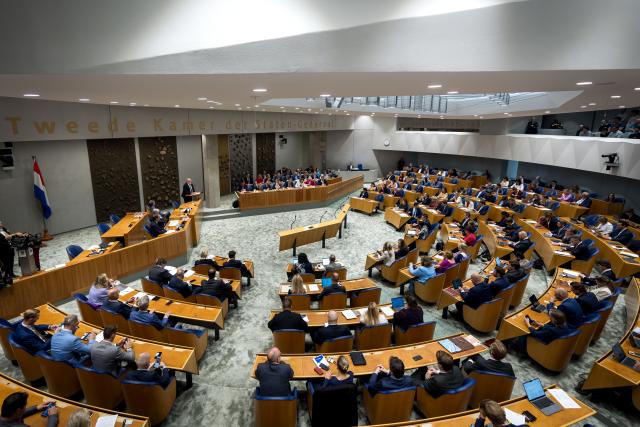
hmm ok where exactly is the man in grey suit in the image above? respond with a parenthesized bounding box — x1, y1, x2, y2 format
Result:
(90, 325, 135, 375)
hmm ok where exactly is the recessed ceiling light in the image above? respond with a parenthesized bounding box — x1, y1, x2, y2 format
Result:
(427, 84, 442, 89)
(308, 108, 312, 111)
(78, 98, 90, 102)
(619, 105, 626, 108)
(235, 103, 241, 107)
(197, 97, 207, 101)
(580, 105, 586, 108)
(635, 87, 640, 91)
(611, 95, 621, 99)
(280, 106, 285, 109)
(503, 112, 509, 115)
(447, 91, 459, 94)
(129, 102, 137, 106)
(544, 110, 551, 114)
(252, 88, 267, 93)
(440, 117, 444, 120)
(479, 116, 484, 119)
(109, 101, 119, 104)
(209, 106, 214, 109)
(174, 104, 180, 108)
(320, 94, 331, 97)
(262, 109, 266, 111)
(206, 100, 215, 103)
(346, 113, 350, 116)
(473, 114, 478, 117)
(576, 81, 592, 86)
(314, 112, 318, 114)
(23, 93, 40, 97)
(295, 107, 300, 110)
(144, 104, 149, 107)
(254, 105, 259, 107)
(418, 115, 422, 118)
(588, 102, 596, 106)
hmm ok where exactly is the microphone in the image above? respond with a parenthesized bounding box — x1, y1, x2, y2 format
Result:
(319, 211, 328, 223)
(290, 215, 297, 229)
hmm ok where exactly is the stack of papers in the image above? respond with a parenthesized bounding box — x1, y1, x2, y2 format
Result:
(167, 220, 180, 227)
(95, 415, 118, 427)
(548, 388, 580, 409)
(380, 306, 395, 317)
(504, 408, 527, 425)
(439, 338, 461, 353)
(280, 285, 291, 293)
(184, 270, 195, 278)
(465, 335, 482, 346)
(308, 284, 320, 292)
(165, 266, 177, 275)
(342, 310, 357, 320)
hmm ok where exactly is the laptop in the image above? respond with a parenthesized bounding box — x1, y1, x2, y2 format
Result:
(451, 279, 463, 290)
(322, 258, 330, 266)
(529, 295, 546, 312)
(495, 258, 503, 268)
(321, 278, 332, 288)
(523, 378, 561, 416)
(391, 296, 405, 310)
(291, 257, 297, 265)
(612, 344, 638, 368)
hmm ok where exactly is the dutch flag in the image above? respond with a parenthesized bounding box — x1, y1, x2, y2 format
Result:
(33, 158, 52, 219)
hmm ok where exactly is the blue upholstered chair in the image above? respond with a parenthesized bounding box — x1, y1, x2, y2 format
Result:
(122, 376, 177, 425)
(65, 244, 83, 260)
(35, 351, 81, 397)
(109, 214, 121, 224)
(97, 222, 111, 234)
(8, 335, 43, 383)
(416, 377, 476, 417)
(73, 293, 103, 326)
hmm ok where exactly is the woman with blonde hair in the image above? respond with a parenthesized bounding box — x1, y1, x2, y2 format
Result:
(87, 273, 114, 306)
(360, 302, 388, 326)
(288, 274, 307, 295)
(66, 409, 91, 427)
(194, 248, 217, 269)
(319, 355, 353, 388)
(377, 242, 395, 267)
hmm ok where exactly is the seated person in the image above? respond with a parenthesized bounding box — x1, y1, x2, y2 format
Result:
(392, 294, 424, 331)
(436, 252, 455, 271)
(130, 295, 171, 330)
(516, 309, 573, 353)
(570, 282, 599, 314)
(293, 253, 314, 275)
(407, 202, 423, 224)
(311, 311, 352, 346)
(319, 272, 346, 300)
(505, 258, 527, 283)
(0, 392, 58, 427)
(367, 356, 413, 395)
(508, 231, 532, 258)
(454, 243, 470, 263)
(450, 273, 493, 319)
(167, 268, 193, 298)
(376, 242, 395, 267)
(415, 220, 432, 240)
(593, 217, 614, 236)
(584, 276, 613, 302)
(561, 236, 591, 261)
(610, 225, 634, 245)
(546, 288, 584, 328)
(287, 274, 307, 295)
(51, 314, 96, 363)
(358, 188, 369, 199)
(195, 269, 237, 308)
(146, 214, 166, 238)
(418, 351, 464, 398)
(463, 226, 477, 247)
(324, 254, 343, 272)
(13, 308, 52, 354)
(125, 352, 174, 389)
(255, 347, 294, 397)
(222, 250, 250, 276)
(574, 191, 592, 207)
(359, 302, 388, 326)
(489, 266, 511, 297)
(408, 256, 437, 284)
(559, 189, 574, 202)
(594, 259, 617, 281)
(474, 399, 526, 427)
(148, 257, 172, 286)
(268, 298, 308, 332)
(394, 239, 409, 259)
(101, 289, 133, 319)
(193, 248, 217, 269)
(87, 273, 115, 307)
(90, 325, 135, 375)
(463, 340, 514, 376)
(459, 212, 473, 230)
(313, 355, 353, 389)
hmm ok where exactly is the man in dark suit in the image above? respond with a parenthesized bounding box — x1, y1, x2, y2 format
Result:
(547, 288, 584, 328)
(420, 351, 465, 398)
(407, 202, 423, 224)
(130, 295, 170, 330)
(475, 399, 527, 427)
(146, 215, 166, 238)
(167, 268, 193, 298)
(12, 308, 51, 354)
(222, 250, 249, 277)
(90, 325, 135, 375)
(574, 192, 592, 208)
(125, 352, 174, 388)
(148, 258, 172, 286)
(505, 261, 526, 283)
(319, 272, 346, 300)
(101, 289, 133, 319)
(610, 226, 634, 245)
(570, 282, 599, 314)
(311, 311, 351, 346)
(509, 231, 532, 258)
(489, 267, 511, 297)
(181, 178, 196, 203)
(463, 340, 514, 377)
(563, 236, 591, 261)
(367, 356, 414, 395)
(452, 274, 494, 318)
(194, 268, 237, 308)
(516, 309, 574, 353)
(194, 249, 217, 270)
(0, 392, 58, 427)
(254, 347, 294, 397)
(268, 298, 308, 332)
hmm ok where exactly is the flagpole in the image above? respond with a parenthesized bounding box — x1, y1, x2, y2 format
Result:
(33, 156, 53, 241)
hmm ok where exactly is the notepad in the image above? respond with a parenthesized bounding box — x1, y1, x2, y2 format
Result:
(167, 220, 180, 227)
(165, 266, 177, 275)
(504, 408, 527, 425)
(554, 250, 572, 256)
(438, 339, 461, 353)
(561, 269, 580, 278)
(280, 285, 291, 293)
(380, 306, 394, 317)
(342, 310, 357, 320)
(95, 414, 118, 427)
(548, 388, 580, 409)
(95, 332, 104, 343)
(133, 292, 147, 300)
(184, 270, 194, 278)
(308, 284, 319, 292)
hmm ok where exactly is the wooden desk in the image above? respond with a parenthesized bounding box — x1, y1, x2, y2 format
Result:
(65, 241, 122, 266)
(479, 221, 513, 259)
(268, 304, 394, 328)
(188, 274, 242, 299)
(170, 199, 202, 246)
(36, 304, 198, 375)
(0, 372, 150, 427)
(238, 175, 362, 210)
(446, 203, 479, 224)
(277, 278, 377, 297)
(100, 212, 148, 246)
(516, 218, 575, 271)
(350, 196, 378, 215)
(119, 288, 224, 330)
(421, 206, 446, 224)
(368, 191, 399, 209)
(278, 205, 349, 254)
(590, 198, 625, 215)
(555, 202, 590, 219)
(486, 203, 515, 222)
(563, 219, 640, 278)
(213, 256, 255, 278)
(326, 177, 342, 185)
(251, 333, 486, 380)
(4, 224, 192, 319)
(359, 385, 594, 427)
(582, 279, 640, 409)
(439, 223, 464, 252)
(523, 204, 553, 221)
(402, 190, 421, 204)
(435, 260, 496, 310)
(496, 268, 577, 341)
(384, 208, 411, 230)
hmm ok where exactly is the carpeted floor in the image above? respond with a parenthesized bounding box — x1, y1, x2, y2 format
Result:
(1, 192, 634, 426)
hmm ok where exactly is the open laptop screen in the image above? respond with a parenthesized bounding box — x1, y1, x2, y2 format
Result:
(523, 378, 545, 401)
(321, 278, 332, 287)
(391, 297, 405, 309)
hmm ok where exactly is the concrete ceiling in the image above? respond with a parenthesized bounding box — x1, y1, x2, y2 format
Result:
(1, 0, 639, 119)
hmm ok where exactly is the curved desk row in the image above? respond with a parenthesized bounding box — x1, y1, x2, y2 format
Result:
(516, 218, 575, 271)
(268, 304, 394, 328)
(278, 204, 350, 254)
(278, 277, 377, 298)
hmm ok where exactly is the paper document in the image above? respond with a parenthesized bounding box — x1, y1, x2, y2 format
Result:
(465, 335, 482, 347)
(548, 388, 580, 409)
(95, 332, 104, 343)
(449, 237, 460, 241)
(504, 408, 527, 425)
(302, 315, 309, 323)
(308, 284, 320, 292)
(621, 251, 639, 258)
(342, 310, 357, 320)
(88, 245, 100, 250)
(184, 270, 194, 278)
(380, 306, 394, 317)
(280, 285, 291, 293)
(562, 270, 580, 278)
(167, 220, 180, 227)
(439, 339, 461, 353)
(407, 230, 417, 236)
(95, 414, 118, 427)
(133, 292, 147, 300)
(165, 266, 177, 275)
(165, 229, 177, 234)
(54, 263, 66, 269)
(525, 220, 537, 224)
(121, 287, 136, 295)
(554, 250, 572, 256)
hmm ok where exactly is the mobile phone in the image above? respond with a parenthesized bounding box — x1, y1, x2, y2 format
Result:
(412, 355, 423, 361)
(155, 352, 162, 359)
(521, 410, 537, 422)
(629, 351, 640, 357)
(524, 314, 531, 322)
(41, 402, 55, 417)
(165, 300, 173, 306)
(81, 332, 91, 340)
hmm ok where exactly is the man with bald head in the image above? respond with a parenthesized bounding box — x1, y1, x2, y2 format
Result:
(311, 310, 352, 346)
(254, 347, 293, 397)
(509, 231, 532, 258)
(101, 288, 133, 319)
(546, 287, 584, 328)
(449, 273, 494, 320)
(125, 352, 174, 388)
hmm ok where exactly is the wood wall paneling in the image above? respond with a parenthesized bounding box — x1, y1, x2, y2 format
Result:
(217, 135, 231, 195)
(138, 136, 180, 209)
(256, 133, 276, 175)
(228, 134, 253, 192)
